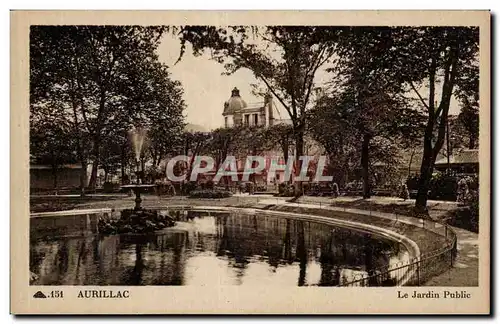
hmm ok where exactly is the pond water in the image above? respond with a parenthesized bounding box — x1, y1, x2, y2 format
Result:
(30, 210, 409, 286)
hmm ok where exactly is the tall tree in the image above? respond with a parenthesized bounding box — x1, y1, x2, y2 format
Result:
(391, 27, 479, 214)
(308, 94, 358, 187)
(326, 27, 415, 198)
(30, 26, 92, 194)
(310, 90, 424, 192)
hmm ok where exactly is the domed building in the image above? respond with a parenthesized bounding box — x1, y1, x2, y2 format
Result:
(223, 87, 274, 128)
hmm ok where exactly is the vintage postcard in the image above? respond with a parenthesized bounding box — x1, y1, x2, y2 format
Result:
(11, 10, 490, 314)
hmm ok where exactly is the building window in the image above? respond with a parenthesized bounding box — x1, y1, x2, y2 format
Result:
(254, 114, 258, 126)
(224, 116, 228, 128)
(244, 114, 250, 126)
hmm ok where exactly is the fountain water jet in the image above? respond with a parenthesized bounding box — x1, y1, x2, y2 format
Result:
(131, 125, 146, 166)
(98, 125, 175, 235)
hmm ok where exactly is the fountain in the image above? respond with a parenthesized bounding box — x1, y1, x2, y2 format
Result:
(98, 125, 175, 235)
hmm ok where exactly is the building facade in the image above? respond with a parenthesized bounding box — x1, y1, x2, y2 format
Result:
(223, 87, 274, 128)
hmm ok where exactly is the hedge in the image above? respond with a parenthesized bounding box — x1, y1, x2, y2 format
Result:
(188, 189, 232, 199)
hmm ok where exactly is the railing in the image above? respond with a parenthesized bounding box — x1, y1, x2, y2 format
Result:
(338, 222, 457, 287)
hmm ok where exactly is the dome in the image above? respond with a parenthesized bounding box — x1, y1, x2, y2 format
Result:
(223, 87, 247, 115)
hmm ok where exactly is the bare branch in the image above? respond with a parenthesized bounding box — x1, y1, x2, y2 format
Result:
(409, 81, 429, 110)
(257, 75, 291, 118)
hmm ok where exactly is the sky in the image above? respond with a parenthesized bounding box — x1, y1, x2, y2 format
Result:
(156, 33, 461, 131)
(157, 34, 266, 131)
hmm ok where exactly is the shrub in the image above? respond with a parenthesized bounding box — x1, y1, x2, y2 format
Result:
(245, 182, 255, 194)
(449, 189, 479, 233)
(182, 181, 198, 195)
(468, 190, 479, 232)
(157, 183, 176, 196)
(255, 183, 267, 192)
(205, 180, 214, 190)
(188, 189, 232, 199)
(278, 183, 287, 195)
(408, 172, 458, 201)
(456, 178, 470, 206)
(429, 172, 457, 200)
(278, 183, 295, 197)
(102, 182, 118, 193)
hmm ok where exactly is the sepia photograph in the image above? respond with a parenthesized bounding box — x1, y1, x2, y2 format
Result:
(11, 10, 490, 314)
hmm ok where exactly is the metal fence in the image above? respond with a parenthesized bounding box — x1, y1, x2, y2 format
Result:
(338, 221, 457, 287)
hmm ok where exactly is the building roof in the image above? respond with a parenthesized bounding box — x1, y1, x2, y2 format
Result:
(435, 149, 479, 165)
(223, 87, 247, 116)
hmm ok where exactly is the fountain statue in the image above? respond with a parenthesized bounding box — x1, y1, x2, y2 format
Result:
(98, 125, 175, 235)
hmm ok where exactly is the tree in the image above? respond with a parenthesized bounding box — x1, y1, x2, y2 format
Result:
(30, 26, 92, 194)
(208, 127, 240, 171)
(182, 131, 212, 180)
(456, 100, 479, 150)
(318, 27, 420, 198)
(319, 28, 405, 198)
(30, 105, 77, 192)
(174, 26, 340, 194)
(308, 94, 358, 187)
(265, 123, 295, 168)
(30, 26, 186, 191)
(391, 27, 479, 214)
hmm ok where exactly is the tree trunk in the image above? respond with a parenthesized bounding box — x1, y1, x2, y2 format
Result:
(281, 138, 290, 184)
(121, 159, 126, 185)
(88, 159, 99, 190)
(87, 131, 101, 190)
(415, 49, 458, 215)
(79, 158, 86, 197)
(51, 164, 58, 194)
(408, 149, 415, 179)
(415, 151, 434, 214)
(88, 86, 106, 190)
(251, 146, 257, 184)
(361, 133, 371, 199)
(294, 128, 304, 196)
(415, 109, 438, 215)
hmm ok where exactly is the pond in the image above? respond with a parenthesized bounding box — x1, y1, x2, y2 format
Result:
(30, 210, 409, 286)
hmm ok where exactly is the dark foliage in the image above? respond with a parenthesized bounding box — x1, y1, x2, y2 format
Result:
(188, 190, 232, 199)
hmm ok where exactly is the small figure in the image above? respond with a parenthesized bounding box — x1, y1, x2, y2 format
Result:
(332, 182, 340, 198)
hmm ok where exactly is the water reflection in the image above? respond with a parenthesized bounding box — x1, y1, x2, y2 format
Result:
(30, 211, 408, 286)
